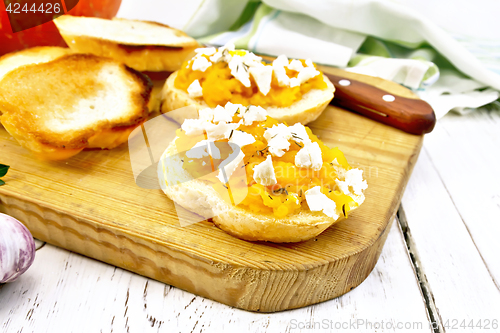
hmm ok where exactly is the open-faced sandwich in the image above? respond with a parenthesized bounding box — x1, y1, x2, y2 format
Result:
(159, 102, 367, 243)
(160, 43, 335, 125)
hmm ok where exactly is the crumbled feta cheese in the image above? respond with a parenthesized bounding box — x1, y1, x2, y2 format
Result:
(183, 103, 242, 138)
(249, 64, 273, 96)
(295, 147, 310, 169)
(191, 56, 212, 72)
(308, 142, 323, 171)
(186, 140, 221, 159)
(187, 79, 203, 98)
(181, 118, 210, 136)
(206, 45, 266, 88)
(217, 150, 245, 184)
(335, 168, 368, 195)
(288, 123, 311, 144)
(330, 158, 346, 179)
(305, 186, 339, 219)
(228, 55, 251, 87)
(194, 47, 217, 57)
(264, 122, 321, 169)
(296, 66, 320, 85)
(210, 42, 234, 63)
(224, 102, 241, 117)
(239, 105, 267, 126)
(289, 59, 320, 87)
(222, 42, 236, 52)
(295, 142, 323, 170)
(229, 130, 255, 148)
(193, 45, 319, 95)
(268, 136, 290, 157)
(198, 107, 215, 122)
(264, 123, 290, 140)
(264, 123, 292, 157)
(205, 122, 240, 141)
(289, 77, 300, 88)
(272, 55, 290, 87)
(273, 54, 289, 67)
(253, 155, 277, 186)
(335, 178, 349, 195)
(287, 59, 304, 72)
(241, 52, 263, 66)
(212, 105, 235, 124)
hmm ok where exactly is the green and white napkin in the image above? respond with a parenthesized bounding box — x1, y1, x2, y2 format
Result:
(183, 0, 500, 119)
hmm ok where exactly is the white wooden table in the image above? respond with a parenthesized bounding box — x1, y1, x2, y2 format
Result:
(1, 108, 499, 333)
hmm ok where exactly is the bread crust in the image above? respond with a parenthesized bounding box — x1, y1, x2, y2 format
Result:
(0, 46, 73, 82)
(159, 142, 348, 243)
(55, 16, 200, 72)
(160, 71, 335, 125)
(0, 53, 152, 157)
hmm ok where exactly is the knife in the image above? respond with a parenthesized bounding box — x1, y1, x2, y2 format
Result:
(323, 72, 436, 135)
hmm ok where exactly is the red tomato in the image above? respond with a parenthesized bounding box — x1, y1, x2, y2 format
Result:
(0, 0, 122, 55)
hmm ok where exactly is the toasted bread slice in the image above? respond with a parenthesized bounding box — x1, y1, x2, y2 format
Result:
(0, 54, 152, 160)
(160, 71, 335, 125)
(157, 102, 366, 243)
(54, 15, 200, 72)
(159, 142, 351, 243)
(0, 46, 72, 82)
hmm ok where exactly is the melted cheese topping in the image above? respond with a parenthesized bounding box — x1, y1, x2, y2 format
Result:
(174, 43, 328, 108)
(172, 102, 367, 218)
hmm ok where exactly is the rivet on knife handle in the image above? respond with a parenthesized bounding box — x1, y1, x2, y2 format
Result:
(325, 73, 436, 135)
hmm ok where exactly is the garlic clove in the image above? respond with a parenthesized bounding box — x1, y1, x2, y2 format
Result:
(0, 213, 36, 283)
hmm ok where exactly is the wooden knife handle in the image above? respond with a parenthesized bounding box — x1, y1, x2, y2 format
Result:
(324, 73, 436, 135)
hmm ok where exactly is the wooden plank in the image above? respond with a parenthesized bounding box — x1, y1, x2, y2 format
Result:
(0, 69, 423, 311)
(423, 109, 500, 284)
(0, 219, 432, 332)
(401, 111, 500, 331)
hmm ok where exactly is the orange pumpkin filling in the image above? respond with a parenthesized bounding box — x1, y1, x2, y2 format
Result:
(174, 51, 328, 108)
(174, 113, 358, 218)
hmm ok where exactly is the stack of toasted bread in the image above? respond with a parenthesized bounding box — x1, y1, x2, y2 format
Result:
(0, 16, 199, 160)
(54, 16, 201, 115)
(54, 16, 200, 72)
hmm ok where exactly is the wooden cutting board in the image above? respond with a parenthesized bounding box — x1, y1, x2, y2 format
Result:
(0, 69, 423, 312)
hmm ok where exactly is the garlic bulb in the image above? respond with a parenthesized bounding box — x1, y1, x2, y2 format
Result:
(0, 213, 36, 283)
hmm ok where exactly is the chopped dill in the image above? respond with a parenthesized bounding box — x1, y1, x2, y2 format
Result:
(272, 187, 289, 195)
